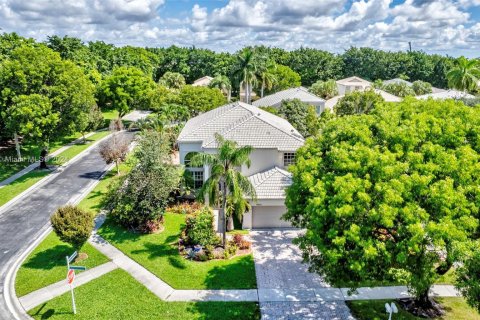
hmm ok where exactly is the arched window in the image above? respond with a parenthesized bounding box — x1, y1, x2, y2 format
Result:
(184, 152, 198, 168)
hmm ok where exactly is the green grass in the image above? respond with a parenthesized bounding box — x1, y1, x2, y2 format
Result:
(28, 269, 260, 319)
(347, 298, 480, 320)
(98, 213, 257, 290)
(48, 131, 110, 165)
(0, 170, 49, 207)
(15, 232, 110, 297)
(0, 131, 111, 207)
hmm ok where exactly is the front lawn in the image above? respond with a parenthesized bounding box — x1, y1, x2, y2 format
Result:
(15, 232, 109, 297)
(28, 269, 260, 320)
(348, 298, 480, 320)
(98, 212, 257, 290)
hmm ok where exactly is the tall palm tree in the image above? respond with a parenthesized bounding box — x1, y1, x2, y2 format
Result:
(447, 57, 480, 92)
(232, 48, 258, 104)
(258, 59, 277, 98)
(209, 74, 232, 102)
(190, 134, 256, 245)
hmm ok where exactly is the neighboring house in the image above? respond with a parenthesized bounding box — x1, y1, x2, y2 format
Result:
(252, 87, 326, 114)
(192, 76, 213, 87)
(336, 76, 372, 95)
(325, 89, 401, 110)
(177, 101, 304, 229)
(383, 78, 446, 93)
(416, 90, 477, 100)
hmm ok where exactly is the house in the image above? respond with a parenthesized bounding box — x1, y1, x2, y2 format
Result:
(177, 101, 304, 229)
(336, 76, 372, 95)
(383, 78, 446, 93)
(416, 90, 476, 100)
(325, 89, 401, 110)
(192, 76, 213, 87)
(252, 87, 326, 114)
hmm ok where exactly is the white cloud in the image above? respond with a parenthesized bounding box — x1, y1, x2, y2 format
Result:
(0, 0, 480, 56)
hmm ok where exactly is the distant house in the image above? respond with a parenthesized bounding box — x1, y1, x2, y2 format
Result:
(416, 90, 476, 100)
(325, 88, 401, 110)
(336, 76, 372, 95)
(177, 102, 304, 229)
(383, 78, 446, 93)
(192, 76, 213, 87)
(252, 87, 326, 114)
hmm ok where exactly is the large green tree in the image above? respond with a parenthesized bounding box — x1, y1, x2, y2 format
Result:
(158, 71, 186, 90)
(0, 44, 96, 149)
(447, 56, 480, 92)
(175, 85, 226, 116)
(310, 79, 338, 99)
(268, 65, 301, 93)
(285, 98, 480, 313)
(278, 99, 315, 137)
(190, 134, 256, 245)
(335, 90, 384, 115)
(98, 66, 156, 117)
(3, 94, 59, 158)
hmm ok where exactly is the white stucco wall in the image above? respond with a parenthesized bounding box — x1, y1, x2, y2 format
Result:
(179, 142, 203, 164)
(241, 149, 283, 176)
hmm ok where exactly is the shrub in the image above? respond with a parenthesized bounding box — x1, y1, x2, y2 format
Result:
(50, 205, 94, 250)
(412, 80, 433, 95)
(224, 243, 238, 259)
(232, 233, 251, 250)
(184, 208, 220, 247)
(456, 248, 480, 313)
(335, 89, 384, 116)
(168, 202, 203, 215)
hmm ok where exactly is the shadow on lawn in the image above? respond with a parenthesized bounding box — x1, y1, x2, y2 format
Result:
(203, 255, 257, 289)
(187, 302, 261, 320)
(23, 245, 71, 270)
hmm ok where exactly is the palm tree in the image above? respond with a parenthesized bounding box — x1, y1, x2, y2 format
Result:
(190, 134, 256, 245)
(447, 57, 480, 92)
(258, 59, 277, 98)
(232, 48, 258, 104)
(209, 74, 232, 102)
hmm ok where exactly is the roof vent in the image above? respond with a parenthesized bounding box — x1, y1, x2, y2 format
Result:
(257, 113, 261, 116)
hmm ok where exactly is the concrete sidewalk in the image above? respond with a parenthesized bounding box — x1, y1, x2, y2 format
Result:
(19, 262, 117, 311)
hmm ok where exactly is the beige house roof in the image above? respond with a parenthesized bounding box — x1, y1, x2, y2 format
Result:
(252, 87, 325, 107)
(336, 76, 371, 86)
(192, 76, 213, 87)
(248, 166, 292, 199)
(178, 102, 304, 152)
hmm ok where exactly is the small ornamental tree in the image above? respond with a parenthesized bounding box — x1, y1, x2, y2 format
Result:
(99, 123, 129, 174)
(184, 207, 220, 247)
(158, 71, 186, 90)
(382, 82, 416, 97)
(334, 90, 384, 116)
(412, 80, 433, 95)
(310, 79, 338, 99)
(50, 205, 94, 251)
(285, 98, 480, 315)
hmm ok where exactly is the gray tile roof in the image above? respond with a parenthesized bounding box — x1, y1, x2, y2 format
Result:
(416, 90, 476, 100)
(178, 102, 304, 151)
(248, 167, 292, 199)
(252, 87, 325, 107)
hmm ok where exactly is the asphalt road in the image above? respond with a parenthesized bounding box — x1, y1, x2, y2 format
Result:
(0, 132, 134, 319)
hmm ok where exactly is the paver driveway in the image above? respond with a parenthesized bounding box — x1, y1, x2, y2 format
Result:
(251, 230, 355, 320)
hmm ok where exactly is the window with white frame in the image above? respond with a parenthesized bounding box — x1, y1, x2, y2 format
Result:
(283, 152, 296, 167)
(192, 170, 204, 189)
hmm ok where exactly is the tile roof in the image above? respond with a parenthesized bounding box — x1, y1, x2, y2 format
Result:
(336, 76, 371, 86)
(178, 102, 304, 151)
(252, 87, 324, 107)
(416, 90, 476, 100)
(248, 166, 292, 199)
(383, 78, 446, 94)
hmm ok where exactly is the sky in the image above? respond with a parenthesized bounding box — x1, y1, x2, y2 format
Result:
(1, 0, 480, 57)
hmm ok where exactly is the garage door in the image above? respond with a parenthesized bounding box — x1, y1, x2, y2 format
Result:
(252, 206, 292, 228)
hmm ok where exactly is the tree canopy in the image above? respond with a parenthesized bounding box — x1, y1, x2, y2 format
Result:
(285, 98, 480, 308)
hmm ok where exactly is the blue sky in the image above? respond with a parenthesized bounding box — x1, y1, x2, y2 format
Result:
(1, 0, 480, 57)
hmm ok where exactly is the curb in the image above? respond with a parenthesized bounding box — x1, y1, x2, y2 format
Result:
(0, 132, 114, 217)
(3, 157, 117, 319)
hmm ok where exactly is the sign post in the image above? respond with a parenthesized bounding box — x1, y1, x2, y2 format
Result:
(65, 251, 86, 315)
(385, 302, 398, 320)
